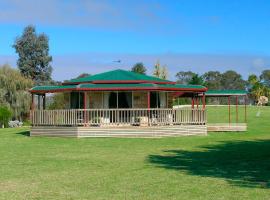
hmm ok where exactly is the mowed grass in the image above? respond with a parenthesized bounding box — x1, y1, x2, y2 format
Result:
(0, 106, 270, 200)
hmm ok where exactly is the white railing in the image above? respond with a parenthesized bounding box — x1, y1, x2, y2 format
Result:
(31, 108, 206, 126)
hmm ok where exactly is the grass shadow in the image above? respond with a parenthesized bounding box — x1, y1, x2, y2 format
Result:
(148, 140, 270, 188)
(16, 131, 30, 136)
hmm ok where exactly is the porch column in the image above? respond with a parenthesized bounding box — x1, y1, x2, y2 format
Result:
(147, 91, 150, 109)
(244, 95, 247, 123)
(236, 96, 238, 123)
(228, 96, 231, 124)
(202, 93, 206, 110)
(147, 91, 150, 126)
(196, 97, 199, 109)
(31, 94, 35, 111)
(84, 92, 87, 126)
(191, 97, 194, 109)
(30, 94, 35, 124)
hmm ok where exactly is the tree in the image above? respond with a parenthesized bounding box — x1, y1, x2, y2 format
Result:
(13, 25, 52, 85)
(0, 64, 33, 120)
(160, 65, 168, 80)
(0, 106, 12, 128)
(189, 74, 204, 85)
(220, 70, 246, 90)
(153, 60, 162, 78)
(248, 74, 269, 103)
(251, 82, 269, 103)
(175, 71, 196, 84)
(202, 71, 222, 89)
(260, 70, 270, 87)
(153, 61, 168, 80)
(131, 63, 147, 74)
(248, 74, 259, 86)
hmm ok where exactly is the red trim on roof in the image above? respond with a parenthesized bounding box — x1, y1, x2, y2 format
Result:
(62, 80, 175, 85)
(30, 86, 207, 94)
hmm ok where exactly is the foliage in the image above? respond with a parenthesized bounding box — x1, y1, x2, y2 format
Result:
(202, 71, 222, 89)
(13, 25, 52, 85)
(189, 74, 204, 85)
(220, 70, 246, 89)
(153, 61, 168, 79)
(0, 64, 33, 120)
(247, 74, 269, 103)
(131, 62, 147, 74)
(175, 71, 196, 84)
(260, 69, 270, 87)
(248, 74, 259, 86)
(48, 93, 68, 110)
(0, 106, 12, 128)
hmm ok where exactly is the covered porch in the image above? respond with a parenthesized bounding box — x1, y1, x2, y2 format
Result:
(29, 69, 208, 137)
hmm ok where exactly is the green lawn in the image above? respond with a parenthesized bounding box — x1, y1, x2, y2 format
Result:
(0, 106, 270, 200)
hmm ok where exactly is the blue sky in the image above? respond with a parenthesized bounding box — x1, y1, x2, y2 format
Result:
(0, 0, 270, 81)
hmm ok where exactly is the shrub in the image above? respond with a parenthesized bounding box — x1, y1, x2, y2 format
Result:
(0, 106, 12, 128)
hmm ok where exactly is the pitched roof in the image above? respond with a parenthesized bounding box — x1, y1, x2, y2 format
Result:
(30, 69, 208, 94)
(205, 90, 247, 96)
(30, 83, 207, 93)
(66, 69, 173, 84)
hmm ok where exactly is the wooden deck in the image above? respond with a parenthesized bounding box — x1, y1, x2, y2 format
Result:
(207, 123, 247, 132)
(31, 125, 207, 138)
(29, 108, 248, 137)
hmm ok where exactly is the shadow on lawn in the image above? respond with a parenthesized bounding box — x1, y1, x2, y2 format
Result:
(148, 140, 270, 188)
(16, 131, 30, 136)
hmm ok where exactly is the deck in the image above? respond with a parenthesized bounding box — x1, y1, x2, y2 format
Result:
(30, 108, 207, 137)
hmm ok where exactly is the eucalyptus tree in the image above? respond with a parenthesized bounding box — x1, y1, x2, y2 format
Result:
(13, 25, 52, 85)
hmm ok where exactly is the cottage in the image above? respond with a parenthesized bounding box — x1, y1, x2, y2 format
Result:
(29, 69, 208, 137)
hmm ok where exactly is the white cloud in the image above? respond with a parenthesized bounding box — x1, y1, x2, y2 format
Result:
(0, 0, 168, 32)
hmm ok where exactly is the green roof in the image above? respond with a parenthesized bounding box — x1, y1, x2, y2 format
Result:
(31, 83, 206, 93)
(68, 69, 172, 84)
(30, 69, 207, 93)
(30, 85, 78, 92)
(205, 90, 247, 96)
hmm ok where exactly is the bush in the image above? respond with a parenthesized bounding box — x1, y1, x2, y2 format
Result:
(0, 106, 12, 128)
(22, 119, 31, 126)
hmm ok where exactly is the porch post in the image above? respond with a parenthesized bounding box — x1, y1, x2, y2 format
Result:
(202, 93, 206, 110)
(84, 91, 87, 126)
(228, 96, 231, 124)
(30, 94, 35, 124)
(244, 95, 247, 123)
(31, 94, 35, 111)
(196, 97, 199, 109)
(147, 91, 150, 109)
(167, 92, 169, 108)
(191, 97, 194, 109)
(147, 91, 150, 126)
(236, 95, 238, 123)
